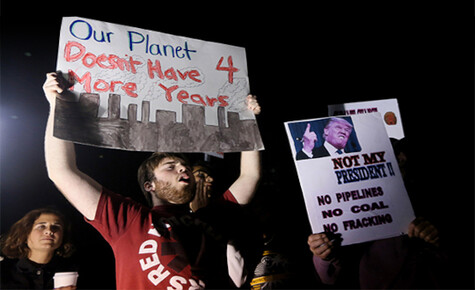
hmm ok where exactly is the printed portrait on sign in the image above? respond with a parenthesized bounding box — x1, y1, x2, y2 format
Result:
(383, 111, 397, 125)
(288, 117, 362, 161)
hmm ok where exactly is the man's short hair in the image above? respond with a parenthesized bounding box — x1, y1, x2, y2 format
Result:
(323, 117, 353, 139)
(137, 152, 189, 207)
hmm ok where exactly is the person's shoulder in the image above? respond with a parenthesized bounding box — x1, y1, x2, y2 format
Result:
(0, 255, 16, 264)
(87, 187, 150, 228)
(49, 256, 79, 272)
(0, 255, 18, 274)
(102, 187, 149, 209)
(313, 145, 330, 157)
(0, 256, 16, 287)
(296, 150, 309, 160)
(1, 255, 9, 264)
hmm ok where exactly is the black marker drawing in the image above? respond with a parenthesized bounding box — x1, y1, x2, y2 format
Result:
(54, 93, 263, 152)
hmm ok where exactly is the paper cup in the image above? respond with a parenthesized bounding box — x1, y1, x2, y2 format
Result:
(53, 272, 79, 288)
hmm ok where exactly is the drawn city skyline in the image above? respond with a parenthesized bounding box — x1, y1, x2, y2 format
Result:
(54, 93, 264, 152)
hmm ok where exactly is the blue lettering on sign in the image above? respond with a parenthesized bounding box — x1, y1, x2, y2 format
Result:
(69, 19, 114, 43)
(127, 30, 197, 60)
(69, 20, 92, 40)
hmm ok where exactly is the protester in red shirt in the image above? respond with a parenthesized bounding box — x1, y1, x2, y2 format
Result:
(43, 72, 262, 289)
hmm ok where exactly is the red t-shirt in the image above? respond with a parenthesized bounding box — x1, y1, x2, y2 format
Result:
(87, 187, 239, 289)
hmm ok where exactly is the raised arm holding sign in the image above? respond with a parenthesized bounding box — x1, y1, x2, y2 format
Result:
(43, 17, 263, 288)
(44, 72, 262, 288)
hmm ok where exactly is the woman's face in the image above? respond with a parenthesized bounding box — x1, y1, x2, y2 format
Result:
(27, 213, 64, 254)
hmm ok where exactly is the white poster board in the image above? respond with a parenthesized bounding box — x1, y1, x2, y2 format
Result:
(284, 113, 414, 245)
(328, 98, 404, 140)
(54, 16, 263, 152)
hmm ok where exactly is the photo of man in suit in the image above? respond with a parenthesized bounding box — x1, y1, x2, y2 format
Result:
(296, 117, 356, 160)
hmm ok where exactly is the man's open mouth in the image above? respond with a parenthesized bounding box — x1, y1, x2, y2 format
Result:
(179, 175, 191, 184)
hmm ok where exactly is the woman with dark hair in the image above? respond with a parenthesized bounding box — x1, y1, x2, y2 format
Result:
(0, 208, 77, 289)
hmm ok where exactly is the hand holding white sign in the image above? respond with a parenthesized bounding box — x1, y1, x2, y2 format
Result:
(285, 113, 415, 246)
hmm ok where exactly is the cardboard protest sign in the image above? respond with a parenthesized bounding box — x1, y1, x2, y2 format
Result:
(284, 113, 414, 245)
(328, 98, 404, 140)
(54, 17, 263, 152)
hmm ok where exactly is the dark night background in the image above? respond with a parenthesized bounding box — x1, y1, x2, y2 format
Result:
(1, 1, 473, 288)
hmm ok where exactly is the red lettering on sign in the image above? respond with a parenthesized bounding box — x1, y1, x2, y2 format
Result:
(218, 95, 229, 107)
(158, 84, 179, 102)
(177, 90, 189, 104)
(216, 56, 239, 84)
(64, 41, 86, 62)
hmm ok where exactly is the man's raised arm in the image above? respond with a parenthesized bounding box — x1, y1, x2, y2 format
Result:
(43, 72, 101, 220)
(228, 95, 262, 205)
(228, 150, 261, 205)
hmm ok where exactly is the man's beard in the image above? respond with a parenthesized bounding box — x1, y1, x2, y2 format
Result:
(153, 180, 195, 205)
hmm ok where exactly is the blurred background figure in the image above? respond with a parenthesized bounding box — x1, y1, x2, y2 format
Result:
(190, 160, 215, 212)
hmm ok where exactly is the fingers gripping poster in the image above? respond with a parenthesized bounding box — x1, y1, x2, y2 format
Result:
(285, 113, 414, 246)
(54, 17, 263, 152)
